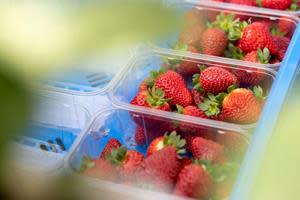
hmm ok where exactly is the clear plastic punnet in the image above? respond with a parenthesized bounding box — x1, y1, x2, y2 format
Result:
(110, 50, 276, 130)
(66, 107, 249, 200)
(11, 95, 91, 173)
(151, 0, 299, 69)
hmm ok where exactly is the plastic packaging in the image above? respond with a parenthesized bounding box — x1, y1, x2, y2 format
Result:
(11, 95, 91, 173)
(66, 107, 249, 199)
(110, 50, 276, 130)
(151, 0, 299, 69)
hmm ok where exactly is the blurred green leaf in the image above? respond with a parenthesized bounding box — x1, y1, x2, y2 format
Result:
(0, 0, 181, 78)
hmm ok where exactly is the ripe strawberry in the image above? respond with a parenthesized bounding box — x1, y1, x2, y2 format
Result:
(174, 164, 213, 199)
(146, 131, 186, 157)
(197, 67, 237, 94)
(191, 88, 203, 105)
(154, 70, 193, 107)
(191, 137, 226, 164)
(228, 0, 257, 6)
(201, 28, 228, 56)
(130, 88, 171, 112)
(238, 22, 278, 54)
(243, 48, 270, 63)
(254, 18, 273, 32)
(221, 87, 263, 124)
(138, 79, 149, 92)
(140, 147, 181, 192)
(216, 131, 249, 160)
(273, 35, 290, 61)
(171, 44, 201, 76)
(277, 18, 295, 38)
(261, 0, 292, 10)
(82, 157, 118, 181)
(134, 126, 146, 146)
(100, 138, 122, 159)
(106, 146, 144, 182)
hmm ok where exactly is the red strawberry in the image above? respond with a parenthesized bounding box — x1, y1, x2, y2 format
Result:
(138, 79, 149, 92)
(198, 67, 238, 94)
(216, 131, 249, 160)
(146, 131, 186, 157)
(243, 48, 270, 63)
(201, 28, 228, 56)
(106, 146, 144, 182)
(261, 0, 292, 10)
(140, 147, 181, 192)
(134, 126, 146, 146)
(278, 18, 295, 38)
(130, 88, 171, 112)
(254, 18, 273, 31)
(238, 22, 278, 54)
(191, 137, 226, 164)
(221, 87, 263, 124)
(273, 35, 290, 61)
(82, 157, 118, 181)
(100, 138, 122, 159)
(154, 70, 193, 107)
(191, 88, 203, 105)
(174, 45, 201, 77)
(228, 0, 257, 6)
(174, 164, 213, 199)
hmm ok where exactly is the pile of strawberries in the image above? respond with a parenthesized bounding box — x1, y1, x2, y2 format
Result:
(130, 64, 266, 124)
(213, 0, 300, 11)
(178, 8, 294, 64)
(82, 129, 247, 199)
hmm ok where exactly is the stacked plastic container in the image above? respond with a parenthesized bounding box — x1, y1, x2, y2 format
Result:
(16, 0, 300, 200)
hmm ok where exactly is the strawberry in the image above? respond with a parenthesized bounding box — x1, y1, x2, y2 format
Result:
(130, 88, 171, 112)
(170, 43, 201, 76)
(174, 164, 213, 199)
(191, 88, 203, 105)
(277, 18, 295, 38)
(154, 70, 193, 107)
(261, 0, 292, 10)
(273, 35, 290, 61)
(228, 0, 257, 5)
(82, 158, 118, 181)
(134, 126, 146, 146)
(138, 79, 149, 92)
(196, 67, 237, 94)
(221, 87, 264, 124)
(243, 48, 271, 63)
(139, 147, 181, 192)
(100, 138, 122, 159)
(238, 22, 278, 54)
(216, 131, 249, 160)
(254, 18, 273, 32)
(191, 137, 226, 164)
(201, 28, 228, 56)
(106, 146, 144, 182)
(146, 131, 186, 157)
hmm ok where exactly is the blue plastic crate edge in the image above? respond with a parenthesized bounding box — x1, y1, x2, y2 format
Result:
(231, 24, 300, 200)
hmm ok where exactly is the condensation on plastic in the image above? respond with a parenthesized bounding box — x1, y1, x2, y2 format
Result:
(11, 95, 91, 174)
(110, 49, 277, 130)
(150, 0, 299, 70)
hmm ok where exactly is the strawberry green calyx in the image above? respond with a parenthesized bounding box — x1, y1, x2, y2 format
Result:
(195, 159, 239, 183)
(145, 69, 166, 88)
(167, 42, 189, 66)
(192, 73, 203, 93)
(176, 104, 185, 114)
(252, 86, 267, 101)
(174, 42, 189, 51)
(224, 43, 244, 60)
(271, 27, 287, 37)
(163, 131, 186, 155)
(199, 93, 226, 116)
(227, 84, 238, 93)
(289, 2, 299, 11)
(106, 146, 127, 166)
(256, 0, 262, 7)
(146, 87, 170, 107)
(257, 48, 271, 64)
(211, 13, 248, 41)
(79, 156, 95, 173)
